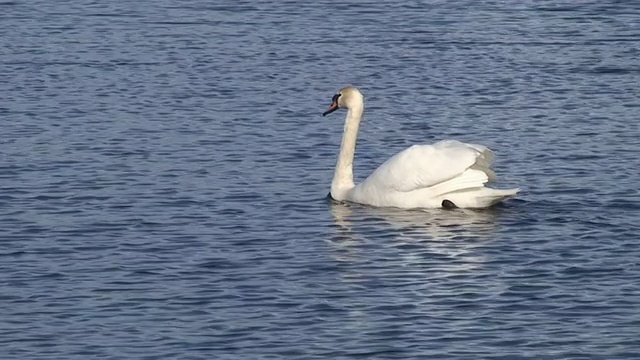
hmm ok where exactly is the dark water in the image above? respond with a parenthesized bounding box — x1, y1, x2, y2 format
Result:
(2, 0, 640, 359)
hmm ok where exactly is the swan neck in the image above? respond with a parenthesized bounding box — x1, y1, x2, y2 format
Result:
(331, 104, 363, 200)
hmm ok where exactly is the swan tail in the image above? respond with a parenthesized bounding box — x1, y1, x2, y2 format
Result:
(444, 187, 520, 208)
(429, 168, 519, 208)
(429, 168, 491, 197)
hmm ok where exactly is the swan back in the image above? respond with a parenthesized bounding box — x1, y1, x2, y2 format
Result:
(349, 140, 509, 208)
(360, 141, 494, 193)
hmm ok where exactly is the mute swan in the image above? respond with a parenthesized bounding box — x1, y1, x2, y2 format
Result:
(322, 86, 519, 209)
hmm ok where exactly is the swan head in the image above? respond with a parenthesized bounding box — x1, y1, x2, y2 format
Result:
(322, 86, 364, 116)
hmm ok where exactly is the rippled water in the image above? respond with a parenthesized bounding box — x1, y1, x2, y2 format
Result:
(2, 0, 640, 359)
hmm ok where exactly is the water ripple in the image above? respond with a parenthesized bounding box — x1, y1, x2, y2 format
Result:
(1, 0, 640, 359)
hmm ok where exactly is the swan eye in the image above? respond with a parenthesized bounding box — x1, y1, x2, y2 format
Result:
(332, 94, 341, 102)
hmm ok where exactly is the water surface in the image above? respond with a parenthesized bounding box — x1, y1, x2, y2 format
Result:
(1, 0, 640, 359)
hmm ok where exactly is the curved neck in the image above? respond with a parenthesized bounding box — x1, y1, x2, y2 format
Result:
(331, 103, 363, 200)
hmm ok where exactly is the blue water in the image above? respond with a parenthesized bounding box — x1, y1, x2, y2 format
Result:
(2, 0, 640, 359)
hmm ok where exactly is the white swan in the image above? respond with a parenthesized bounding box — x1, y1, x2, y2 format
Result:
(322, 86, 519, 209)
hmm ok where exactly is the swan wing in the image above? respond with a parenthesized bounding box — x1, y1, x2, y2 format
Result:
(360, 140, 495, 192)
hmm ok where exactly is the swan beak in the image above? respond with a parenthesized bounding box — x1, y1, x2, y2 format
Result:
(322, 101, 339, 116)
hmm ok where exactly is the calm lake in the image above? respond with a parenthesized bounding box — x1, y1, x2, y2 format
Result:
(1, 0, 640, 359)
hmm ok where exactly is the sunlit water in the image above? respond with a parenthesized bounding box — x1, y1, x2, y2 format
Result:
(1, 0, 640, 359)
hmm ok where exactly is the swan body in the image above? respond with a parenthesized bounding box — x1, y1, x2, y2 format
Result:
(323, 86, 519, 209)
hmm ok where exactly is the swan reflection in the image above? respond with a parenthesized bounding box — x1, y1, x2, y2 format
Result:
(326, 201, 509, 335)
(328, 201, 501, 271)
